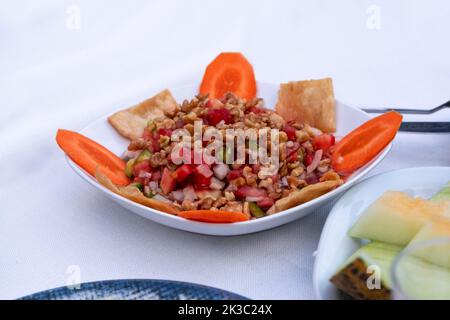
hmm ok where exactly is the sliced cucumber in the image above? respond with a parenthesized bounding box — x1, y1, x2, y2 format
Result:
(125, 159, 135, 178)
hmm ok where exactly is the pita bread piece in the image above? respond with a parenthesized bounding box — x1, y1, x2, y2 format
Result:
(267, 172, 343, 214)
(108, 89, 178, 140)
(276, 78, 336, 132)
(95, 168, 179, 215)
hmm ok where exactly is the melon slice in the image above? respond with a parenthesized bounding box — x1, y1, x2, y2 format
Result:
(431, 181, 450, 203)
(330, 242, 402, 300)
(406, 216, 450, 269)
(393, 246, 450, 299)
(348, 191, 450, 245)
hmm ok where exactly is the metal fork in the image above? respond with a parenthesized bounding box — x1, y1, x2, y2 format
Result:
(362, 100, 450, 114)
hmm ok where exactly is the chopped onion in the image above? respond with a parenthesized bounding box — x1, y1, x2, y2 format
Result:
(196, 164, 213, 178)
(148, 181, 158, 190)
(209, 177, 226, 190)
(122, 150, 140, 160)
(307, 149, 323, 174)
(183, 185, 198, 201)
(245, 196, 265, 202)
(213, 163, 230, 180)
(153, 194, 171, 203)
(170, 190, 185, 202)
(280, 177, 289, 187)
(138, 171, 152, 179)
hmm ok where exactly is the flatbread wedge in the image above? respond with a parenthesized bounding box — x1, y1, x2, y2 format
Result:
(267, 172, 343, 214)
(275, 78, 336, 132)
(95, 168, 179, 214)
(108, 89, 178, 140)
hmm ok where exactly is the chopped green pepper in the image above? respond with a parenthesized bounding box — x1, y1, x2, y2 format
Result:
(147, 120, 157, 132)
(125, 159, 135, 178)
(248, 202, 265, 218)
(130, 182, 143, 192)
(136, 149, 152, 163)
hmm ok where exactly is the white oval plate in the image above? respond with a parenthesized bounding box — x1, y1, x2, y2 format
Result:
(313, 166, 450, 299)
(66, 82, 391, 236)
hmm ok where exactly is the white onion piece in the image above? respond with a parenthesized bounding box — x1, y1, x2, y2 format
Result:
(280, 177, 289, 187)
(307, 149, 323, 174)
(170, 190, 185, 202)
(148, 181, 158, 190)
(209, 177, 225, 190)
(213, 163, 230, 180)
(122, 150, 140, 160)
(183, 185, 198, 201)
(196, 164, 213, 178)
(153, 194, 171, 203)
(245, 196, 264, 202)
(138, 171, 152, 179)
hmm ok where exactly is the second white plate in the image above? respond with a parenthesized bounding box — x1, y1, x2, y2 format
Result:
(313, 166, 450, 299)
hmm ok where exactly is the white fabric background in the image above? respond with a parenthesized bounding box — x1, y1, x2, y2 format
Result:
(1, 0, 450, 299)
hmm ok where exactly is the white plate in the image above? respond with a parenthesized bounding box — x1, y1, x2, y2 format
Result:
(313, 166, 450, 299)
(66, 82, 391, 236)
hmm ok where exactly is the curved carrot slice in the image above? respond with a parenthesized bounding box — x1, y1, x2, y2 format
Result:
(56, 129, 130, 186)
(178, 210, 249, 223)
(199, 52, 257, 100)
(332, 111, 403, 174)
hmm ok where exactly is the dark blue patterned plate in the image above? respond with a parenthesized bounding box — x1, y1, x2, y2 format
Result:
(19, 279, 248, 300)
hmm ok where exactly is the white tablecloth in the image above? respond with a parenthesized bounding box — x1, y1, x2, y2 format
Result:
(1, 0, 450, 299)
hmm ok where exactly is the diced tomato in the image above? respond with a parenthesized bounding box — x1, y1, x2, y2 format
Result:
(206, 108, 233, 126)
(157, 128, 173, 137)
(151, 169, 162, 182)
(227, 169, 243, 181)
(251, 164, 260, 174)
(149, 139, 160, 153)
(286, 142, 300, 162)
(142, 129, 161, 152)
(195, 164, 213, 178)
(257, 197, 274, 209)
(133, 176, 144, 184)
(160, 168, 176, 194)
(313, 134, 335, 152)
(271, 174, 280, 183)
(193, 173, 212, 188)
(235, 186, 267, 200)
(142, 128, 152, 140)
(305, 173, 319, 185)
(132, 160, 151, 177)
(172, 164, 195, 181)
(304, 153, 314, 166)
(283, 123, 297, 141)
(287, 153, 297, 162)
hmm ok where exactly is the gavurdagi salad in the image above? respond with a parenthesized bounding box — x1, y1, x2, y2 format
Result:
(56, 52, 403, 223)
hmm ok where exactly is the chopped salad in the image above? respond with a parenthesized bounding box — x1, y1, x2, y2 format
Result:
(56, 52, 403, 223)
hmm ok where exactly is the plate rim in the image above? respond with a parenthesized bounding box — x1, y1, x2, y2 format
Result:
(18, 278, 249, 300)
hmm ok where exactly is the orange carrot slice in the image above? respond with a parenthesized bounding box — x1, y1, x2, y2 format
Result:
(56, 129, 130, 186)
(178, 210, 250, 223)
(199, 52, 257, 100)
(332, 111, 403, 174)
